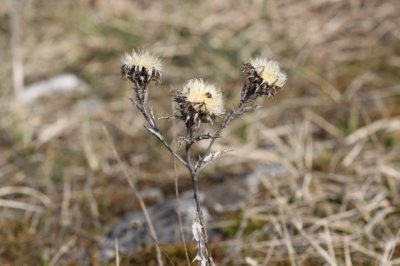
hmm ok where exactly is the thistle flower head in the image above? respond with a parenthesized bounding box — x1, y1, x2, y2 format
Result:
(242, 57, 287, 102)
(249, 57, 287, 88)
(182, 79, 224, 116)
(175, 79, 224, 126)
(121, 50, 162, 85)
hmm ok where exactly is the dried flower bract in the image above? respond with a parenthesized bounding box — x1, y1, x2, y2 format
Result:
(121, 50, 162, 85)
(242, 57, 287, 102)
(175, 79, 224, 126)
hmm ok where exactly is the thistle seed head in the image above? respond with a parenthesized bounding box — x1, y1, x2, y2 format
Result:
(249, 57, 287, 88)
(121, 50, 162, 85)
(175, 79, 224, 126)
(242, 57, 287, 102)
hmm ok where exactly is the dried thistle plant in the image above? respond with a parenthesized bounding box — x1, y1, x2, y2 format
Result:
(121, 49, 287, 265)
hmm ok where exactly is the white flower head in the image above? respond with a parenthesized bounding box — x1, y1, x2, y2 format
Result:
(249, 57, 287, 88)
(242, 57, 287, 101)
(121, 49, 162, 84)
(122, 50, 162, 73)
(176, 79, 224, 126)
(182, 79, 224, 117)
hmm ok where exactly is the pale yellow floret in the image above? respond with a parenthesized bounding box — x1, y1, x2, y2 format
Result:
(250, 57, 287, 87)
(182, 79, 224, 116)
(122, 50, 162, 72)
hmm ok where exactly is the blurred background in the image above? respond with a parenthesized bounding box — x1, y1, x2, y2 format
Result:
(1, 0, 400, 265)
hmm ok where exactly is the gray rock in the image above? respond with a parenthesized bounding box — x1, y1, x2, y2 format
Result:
(100, 191, 209, 262)
(100, 163, 289, 262)
(20, 73, 87, 104)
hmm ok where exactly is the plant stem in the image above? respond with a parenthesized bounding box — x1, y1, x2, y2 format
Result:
(185, 123, 202, 219)
(132, 83, 188, 168)
(195, 103, 246, 172)
(185, 122, 212, 264)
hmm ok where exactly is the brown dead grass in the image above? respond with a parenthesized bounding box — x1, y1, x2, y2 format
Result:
(0, 0, 400, 265)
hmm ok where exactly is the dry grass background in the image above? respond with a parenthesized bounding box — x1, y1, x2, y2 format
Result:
(1, 0, 400, 265)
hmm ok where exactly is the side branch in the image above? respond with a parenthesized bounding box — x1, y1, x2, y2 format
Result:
(145, 126, 188, 167)
(132, 95, 188, 168)
(194, 103, 248, 173)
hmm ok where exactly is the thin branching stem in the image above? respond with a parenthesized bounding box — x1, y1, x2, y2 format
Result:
(145, 125, 188, 167)
(195, 103, 246, 173)
(132, 84, 188, 168)
(132, 80, 250, 266)
(185, 123, 203, 224)
(185, 124, 202, 220)
(123, 50, 287, 266)
(185, 122, 212, 265)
